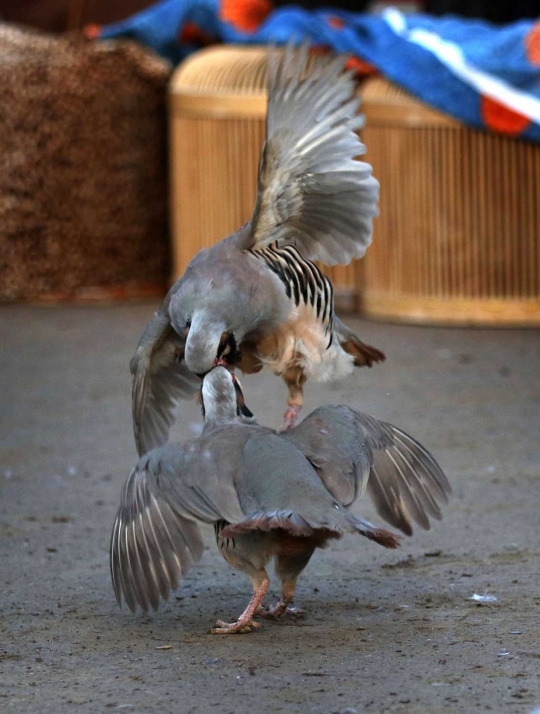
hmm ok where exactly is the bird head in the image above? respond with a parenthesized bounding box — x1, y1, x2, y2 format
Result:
(183, 310, 243, 377)
(200, 366, 255, 426)
(169, 253, 275, 377)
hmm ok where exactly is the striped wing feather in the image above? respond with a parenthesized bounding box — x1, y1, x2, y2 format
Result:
(248, 43, 379, 266)
(110, 466, 204, 613)
(368, 423, 451, 536)
(130, 311, 200, 457)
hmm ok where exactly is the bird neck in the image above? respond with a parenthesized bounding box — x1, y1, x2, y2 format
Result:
(201, 384, 238, 428)
(202, 410, 238, 430)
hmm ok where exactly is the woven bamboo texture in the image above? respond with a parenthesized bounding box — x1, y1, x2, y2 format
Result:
(169, 45, 360, 311)
(361, 78, 540, 326)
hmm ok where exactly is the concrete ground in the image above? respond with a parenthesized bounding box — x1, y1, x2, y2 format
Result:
(1, 303, 539, 714)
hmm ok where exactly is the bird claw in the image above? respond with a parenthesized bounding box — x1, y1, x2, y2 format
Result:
(280, 404, 302, 431)
(210, 618, 261, 635)
(210, 579, 269, 634)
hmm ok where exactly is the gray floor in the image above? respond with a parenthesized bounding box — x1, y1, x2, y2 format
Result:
(1, 303, 539, 713)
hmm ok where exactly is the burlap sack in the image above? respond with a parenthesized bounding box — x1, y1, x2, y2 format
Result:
(0, 24, 172, 301)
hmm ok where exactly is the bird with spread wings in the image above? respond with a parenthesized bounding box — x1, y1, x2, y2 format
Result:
(130, 43, 382, 456)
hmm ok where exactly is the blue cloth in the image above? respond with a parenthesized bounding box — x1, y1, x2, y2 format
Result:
(99, 0, 540, 141)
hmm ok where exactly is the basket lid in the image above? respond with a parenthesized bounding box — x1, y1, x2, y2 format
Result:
(171, 45, 269, 95)
(361, 77, 459, 128)
(169, 44, 336, 118)
(170, 45, 270, 117)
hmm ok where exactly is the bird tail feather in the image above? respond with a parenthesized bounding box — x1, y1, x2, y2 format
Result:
(334, 316, 386, 367)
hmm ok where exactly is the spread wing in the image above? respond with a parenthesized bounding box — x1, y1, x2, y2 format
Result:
(368, 422, 451, 536)
(281, 405, 378, 506)
(110, 437, 247, 613)
(245, 43, 379, 266)
(130, 310, 200, 456)
(283, 405, 451, 535)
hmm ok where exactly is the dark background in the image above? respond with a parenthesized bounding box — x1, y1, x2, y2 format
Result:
(1, 0, 539, 35)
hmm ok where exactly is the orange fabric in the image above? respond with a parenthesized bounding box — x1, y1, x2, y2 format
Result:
(179, 22, 214, 44)
(84, 24, 102, 39)
(326, 16, 345, 30)
(220, 0, 273, 33)
(345, 56, 377, 77)
(525, 21, 540, 68)
(481, 96, 530, 136)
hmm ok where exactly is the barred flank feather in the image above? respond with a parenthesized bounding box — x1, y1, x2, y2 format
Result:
(248, 242, 334, 340)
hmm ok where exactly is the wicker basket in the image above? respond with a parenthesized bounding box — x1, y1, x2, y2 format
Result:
(361, 78, 540, 326)
(169, 45, 362, 311)
(0, 24, 171, 303)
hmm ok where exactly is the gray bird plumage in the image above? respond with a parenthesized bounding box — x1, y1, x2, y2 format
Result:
(111, 368, 451, 633)
(130, 42, 383, 456)
(247, 44, 378, 263)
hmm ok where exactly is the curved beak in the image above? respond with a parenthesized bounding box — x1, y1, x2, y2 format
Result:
(184, 312, 226, 376)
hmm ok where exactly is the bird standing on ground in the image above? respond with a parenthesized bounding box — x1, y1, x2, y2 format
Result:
(130, 42, 383, 456)
(111, 367, 451, 635)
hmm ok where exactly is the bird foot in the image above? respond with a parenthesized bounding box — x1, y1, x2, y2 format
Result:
(280, 404, 302, 431)
(260, 601, 305, 619)
(210, 578, 269, 635)
(210, 618, 261, 635)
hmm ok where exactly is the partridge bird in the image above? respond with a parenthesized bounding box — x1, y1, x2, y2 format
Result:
(130, 42, 383, 456)
(111, 367, 450, 634)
